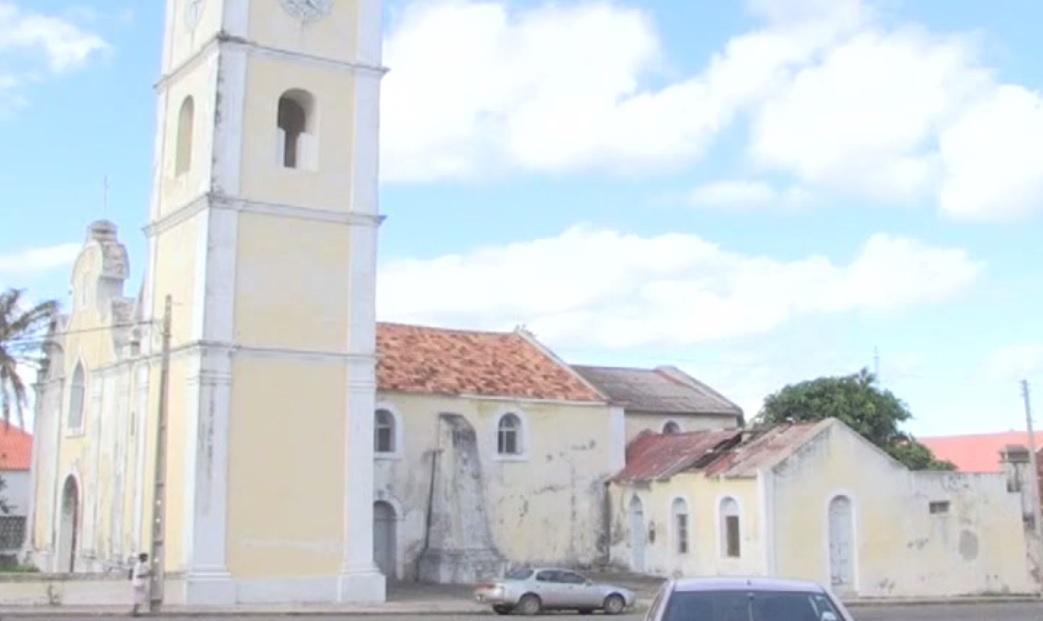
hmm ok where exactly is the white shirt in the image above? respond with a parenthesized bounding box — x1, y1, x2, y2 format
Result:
(132, 561, 150, 588)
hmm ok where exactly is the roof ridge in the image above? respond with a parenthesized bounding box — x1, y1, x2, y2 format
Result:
(377, 321, 516, 337)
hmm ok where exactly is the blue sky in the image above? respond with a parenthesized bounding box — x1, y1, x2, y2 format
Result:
(1, 0, 1042, 436)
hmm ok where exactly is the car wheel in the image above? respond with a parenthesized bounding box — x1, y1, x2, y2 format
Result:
(493, 605, 513, 615)
(517, 593, 542, 616)
(603, 594, 625, 615)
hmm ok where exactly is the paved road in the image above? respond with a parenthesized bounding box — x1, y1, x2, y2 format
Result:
(6, 603, 1043, 620)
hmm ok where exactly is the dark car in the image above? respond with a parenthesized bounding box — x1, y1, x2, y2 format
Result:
(645, 577, 854, 621)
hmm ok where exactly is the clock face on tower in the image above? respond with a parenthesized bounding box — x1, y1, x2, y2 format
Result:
(280, 0, 335, 22)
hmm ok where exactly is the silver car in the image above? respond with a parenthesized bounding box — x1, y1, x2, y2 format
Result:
(644, 577, 854, 621)
(474, 567, 636, 615)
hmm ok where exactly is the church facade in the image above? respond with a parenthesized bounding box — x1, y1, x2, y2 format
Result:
(24, 3, 746, 605)
(28, 0, 387, 605)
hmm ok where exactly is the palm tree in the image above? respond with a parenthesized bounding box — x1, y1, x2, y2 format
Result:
(0, 289, 58, 429)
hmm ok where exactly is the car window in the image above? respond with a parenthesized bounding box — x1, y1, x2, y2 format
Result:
(505, 568, 533, 580)
(536, 570, 558, 582)
(560, 572, 587, 584)
(662, 591, 750, 621)
(661, 590, 839, 621)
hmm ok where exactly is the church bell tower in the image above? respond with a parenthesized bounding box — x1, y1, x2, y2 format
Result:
(144, 0, 385, 604)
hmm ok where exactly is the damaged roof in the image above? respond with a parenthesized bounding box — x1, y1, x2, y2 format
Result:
(614, 429, 743, 482)
(376, 323, 604, 402)
(572, 365, 742, 417)
(614, 421, 827, 482)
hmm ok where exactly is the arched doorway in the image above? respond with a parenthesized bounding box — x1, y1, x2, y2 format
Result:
(828, 496, 854, 593)
(628, 496, 645, 572)
(373, 501, 397, 579)
(57, 476, 79, 573)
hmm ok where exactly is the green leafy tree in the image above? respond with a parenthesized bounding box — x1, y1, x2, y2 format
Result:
(0, 288, 58, 428)
(757, 369, 955, 471)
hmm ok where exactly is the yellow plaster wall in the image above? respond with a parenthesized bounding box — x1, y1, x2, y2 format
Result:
(157, 59, 216, 218)
(373, 392, 619, 577)
(610, 474, 763, 578)
(149, 215, 200, 347)
(247, 1, 361, 62)
(225, 357, 346, 578)
(238, 55, 356, 212)
(772, 423, 1034, 597)
(233, 212, 350, 351)
(624, 412, 740, 443)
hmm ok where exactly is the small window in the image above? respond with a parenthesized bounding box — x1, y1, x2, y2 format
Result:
(68, 363, 86, 429)
(497, 413, 522, 455)
(720, 497, 741, 558)
(175, 96, 194, 175)
(536, 570, 557, 582)
(929, 501, 950, 515)
(374, 409, 395, 453)
(277, 89, 316, 170)
(560, 572, 586, 584)
(672, 498, 689, 554)
(663, 421, 680, 434)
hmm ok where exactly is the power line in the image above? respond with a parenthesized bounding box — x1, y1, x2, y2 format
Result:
(3, 320, 158, 347)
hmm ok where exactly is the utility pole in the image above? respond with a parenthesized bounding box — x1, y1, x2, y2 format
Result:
(149, 296, 172, 611)
(1022, 380, 1043, 596)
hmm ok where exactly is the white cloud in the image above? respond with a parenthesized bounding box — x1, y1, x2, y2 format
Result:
(984, 344, 1043, 383)
(0, 2, 107, 111)
(938, 85, 1043, 220)
(378, 228, 981, 348)
(383, 0, 1043, 220)
(0, 242, 80, 275)
(689, 179, 810, 209)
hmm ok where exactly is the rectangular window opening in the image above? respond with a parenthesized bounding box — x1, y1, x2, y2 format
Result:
(929, 501, 950, 515)
(725, 516, 741, 558)
(676, 514, 689, 554)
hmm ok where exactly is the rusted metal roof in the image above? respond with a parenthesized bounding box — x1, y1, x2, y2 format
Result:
(614, 421, 828, 482)
(376, 322, 605, 402)
(702, 422, 826, 477)
(613, 429, 743, 482)
(572, 365, 743, 417)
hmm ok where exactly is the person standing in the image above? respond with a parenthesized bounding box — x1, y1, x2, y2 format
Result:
(130, 553, 150, 617)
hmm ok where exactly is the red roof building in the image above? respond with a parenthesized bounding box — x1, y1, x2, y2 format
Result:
(920, 432, 1043, 473)
(0, 425, 32, 471)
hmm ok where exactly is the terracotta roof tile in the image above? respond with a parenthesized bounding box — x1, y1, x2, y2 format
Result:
(376, 323, 603, 402)
(0, 425, 32, 471)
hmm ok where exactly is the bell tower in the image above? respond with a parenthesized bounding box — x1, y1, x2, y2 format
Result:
(144, 0, 385, 604)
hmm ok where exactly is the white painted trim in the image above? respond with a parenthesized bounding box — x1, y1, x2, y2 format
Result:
(155, 36, 387, 93)
(824, 490, 860, 595)
(491, 407, 530, 461)
(609, 406, 626, 471)
(667, 495, 690, 556)
(716, 495, 743, 559)
(759, 470, 776, 575)
(64, 358, 88, 437)
(373, 401, 403, 459)
(211, 46, 247, 197)
(222, 0, 250, 39)
(144, 193, 383, 237)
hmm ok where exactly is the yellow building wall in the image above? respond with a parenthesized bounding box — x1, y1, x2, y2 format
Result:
(772, 423, 1034, 597)
(247, 1, 362, 63)
(225, 357, 347, 578)
(156, 60, 216, 219)
(238, 57, 357, 213)
(624, 412, 740, 443)
(610, 474, 764, 578)
(233, 212, 350, 351)
(373, 392, 622, 578)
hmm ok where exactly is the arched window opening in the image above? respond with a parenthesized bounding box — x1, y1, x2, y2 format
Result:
(663, 421, 680, 434)
(277, 90, 316, 170)
(175, 96, 194, 175)
(671, 498, 689, 554)
(497, 413, 522, 455)
(720, 497, 741, 558)
(68, 363, 86, 430)
(375, 409, 395, 453)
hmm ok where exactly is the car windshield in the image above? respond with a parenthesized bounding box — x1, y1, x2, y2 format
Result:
(662, 590, 842, 621)
(505, 568, 533, 580)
